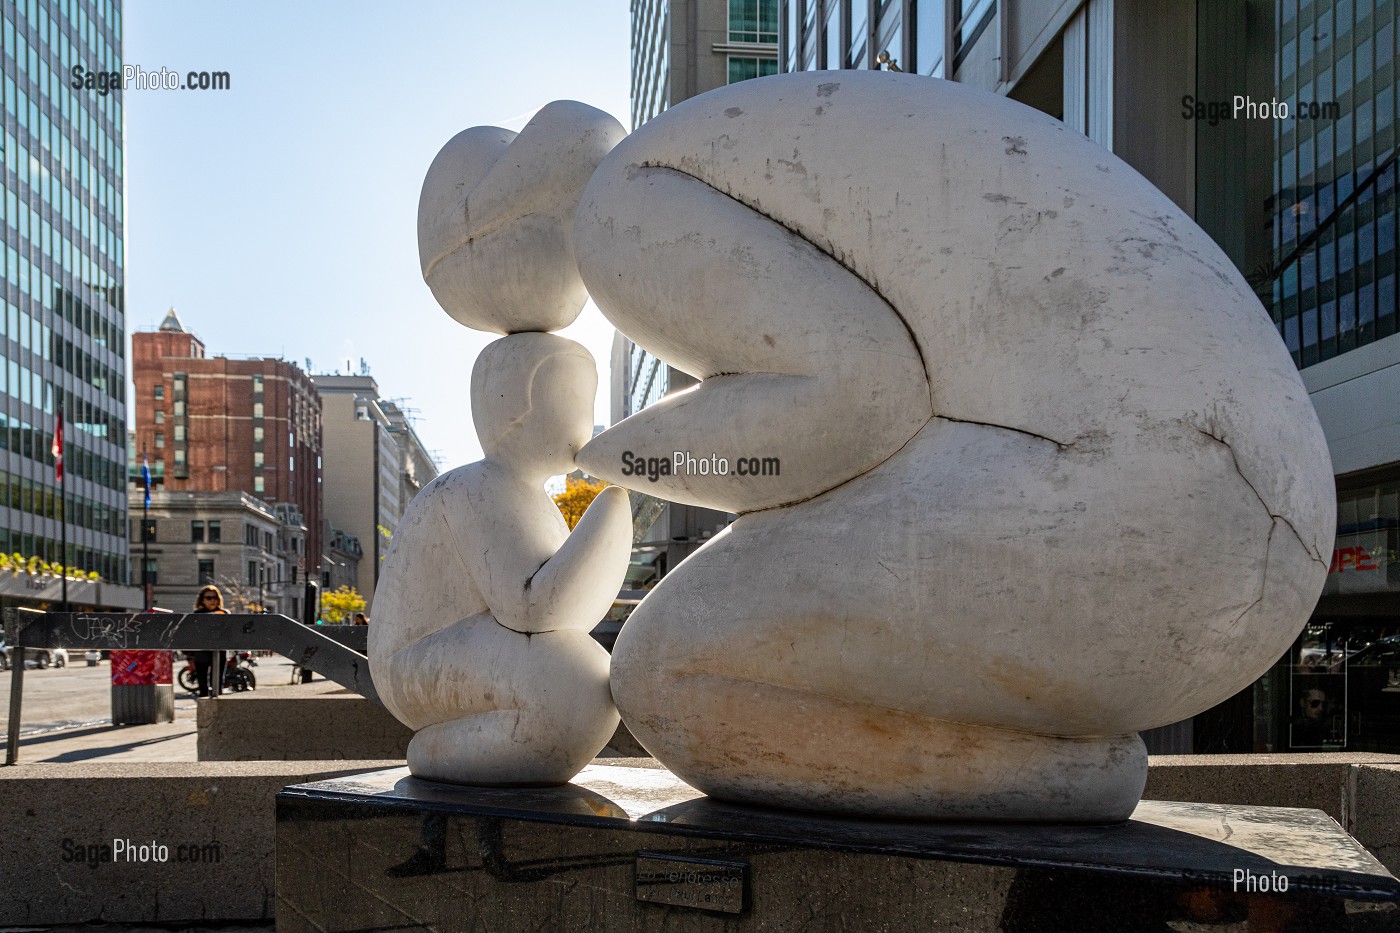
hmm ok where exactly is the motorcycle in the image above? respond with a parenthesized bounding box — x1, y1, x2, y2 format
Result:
(177, 651, 257, 693)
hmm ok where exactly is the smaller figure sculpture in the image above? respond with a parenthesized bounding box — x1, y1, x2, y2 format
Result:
(370, 101, 631, 785)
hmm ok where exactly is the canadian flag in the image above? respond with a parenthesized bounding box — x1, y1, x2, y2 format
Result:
(52, 409, 63, 482)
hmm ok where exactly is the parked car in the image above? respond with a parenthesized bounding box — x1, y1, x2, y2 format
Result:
(0, 646, 68, 669)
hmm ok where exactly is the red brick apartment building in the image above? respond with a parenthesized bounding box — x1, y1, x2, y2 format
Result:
(132, 309, 323, 564)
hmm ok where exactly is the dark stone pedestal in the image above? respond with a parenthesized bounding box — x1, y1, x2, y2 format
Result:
(275, 762, 1400, 932)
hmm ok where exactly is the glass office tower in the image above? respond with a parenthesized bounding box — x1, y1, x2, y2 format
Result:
(1, 0, 128, 585)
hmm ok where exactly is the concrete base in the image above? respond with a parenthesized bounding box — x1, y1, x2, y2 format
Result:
(276, 764, 1400, 932)
(197, 681, 413, 760)
(0, 761, 398, 927)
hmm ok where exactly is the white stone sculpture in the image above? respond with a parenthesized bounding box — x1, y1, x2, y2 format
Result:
(573, 72, 1336, 821)
(370, 102, 631, 786)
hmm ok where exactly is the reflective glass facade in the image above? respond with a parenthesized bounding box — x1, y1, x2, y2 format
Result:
(0, 0, 127, 582)
(631, 0, 670, 129)
(782, 1, 949, 76)
(1267, 0, 1400, 367)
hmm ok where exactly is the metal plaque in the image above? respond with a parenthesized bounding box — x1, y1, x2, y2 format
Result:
(635, 852, 748, 914)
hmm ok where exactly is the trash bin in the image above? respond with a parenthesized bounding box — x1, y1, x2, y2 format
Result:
(110, 650, 175, 724)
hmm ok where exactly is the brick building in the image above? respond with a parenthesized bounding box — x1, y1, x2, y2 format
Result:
(132, 309, 323, 568)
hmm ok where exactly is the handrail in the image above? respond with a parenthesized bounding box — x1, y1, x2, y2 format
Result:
(4, 608, 376, 765)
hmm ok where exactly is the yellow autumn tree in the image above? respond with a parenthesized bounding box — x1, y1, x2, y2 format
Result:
(552, 476, 608, 530)
(321, 585, 367, 623)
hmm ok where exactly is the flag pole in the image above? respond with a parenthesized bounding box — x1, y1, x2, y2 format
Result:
(56, 400, 66, 614)
(142, 448, 152, 611)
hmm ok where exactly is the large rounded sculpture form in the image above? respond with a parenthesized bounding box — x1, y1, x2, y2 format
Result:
(574, 73, 1335, 820)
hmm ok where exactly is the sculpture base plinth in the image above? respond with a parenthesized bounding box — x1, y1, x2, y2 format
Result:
(275, 763, 1400, 932)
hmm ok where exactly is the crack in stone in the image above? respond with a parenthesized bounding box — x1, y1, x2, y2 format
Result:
(1226, 520, 1272, 633)
(936, 414, 1073, 449)
(1195, 427, 1325, 566)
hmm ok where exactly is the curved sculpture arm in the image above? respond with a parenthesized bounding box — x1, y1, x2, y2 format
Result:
(510, 485, 632, 634)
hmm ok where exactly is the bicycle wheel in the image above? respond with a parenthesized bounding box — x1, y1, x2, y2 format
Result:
(230, 668, 254, 692)
(178, 666, 199, 693)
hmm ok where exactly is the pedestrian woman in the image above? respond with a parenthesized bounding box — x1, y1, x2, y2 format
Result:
(190, 586, 228, 698)
(353, 612, 368, 625)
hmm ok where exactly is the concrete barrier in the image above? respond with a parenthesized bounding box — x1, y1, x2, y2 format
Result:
(2, 753, 1397, 927)
(196, 681, 649, 761)
(0, 761, 394, 926)
(1351, 764, 1400, 876)
(1143, 752, 1400, 875)
(196, 682, 412, 761)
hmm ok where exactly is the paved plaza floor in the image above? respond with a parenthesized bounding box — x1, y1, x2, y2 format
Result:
(2, 654, 311, 765)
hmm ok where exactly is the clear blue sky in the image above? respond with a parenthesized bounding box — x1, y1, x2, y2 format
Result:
(122, 1, 631, 470)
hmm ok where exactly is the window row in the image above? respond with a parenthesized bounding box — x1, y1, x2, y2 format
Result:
(0, 524, 124, 581)
(0, 409, 121, 486)
(786, 0, 953, 78)
(0, 466, 124, 536)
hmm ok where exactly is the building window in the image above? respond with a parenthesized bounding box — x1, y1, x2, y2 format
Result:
(208, 520, 221, 543)
(252, 402, 263, 419)
(174, 425, 185, 441)
(252, 375, 263, 394)
(153, 385, 164, 400)
(823, 0, 840, 69)
(192, 520, 204, 543)
(141, 518, 156, 542)
(247, 560, 257, 586)
(729, 56, 779, 83)
(953, 0, 995, 69)
(173, 400, 185, 416)
(143, 558, 158, 585)
(174, 449, 186, 465)
(254, 426, 264, 442)
(912, 1, 946, 78)
(254, 451, 264, 468)
(254, 476, 265, 493)
(154, 410, 164, 424)
(198, 559, 215, 584)
(849, 0, 869, 67)
(154, 433, 164, 449)
(730, 0, 779, 43)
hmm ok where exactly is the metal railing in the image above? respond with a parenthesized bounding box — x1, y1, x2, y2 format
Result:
(3, 607, 374, 765)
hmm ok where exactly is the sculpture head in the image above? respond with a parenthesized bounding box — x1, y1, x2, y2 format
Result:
(417, 101, 626, 335)
(472, 332, 597, 477)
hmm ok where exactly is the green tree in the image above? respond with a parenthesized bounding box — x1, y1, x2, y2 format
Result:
(321, 585, 367, 623)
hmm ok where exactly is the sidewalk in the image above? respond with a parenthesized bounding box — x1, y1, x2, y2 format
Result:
(5, 656, 315, 766)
